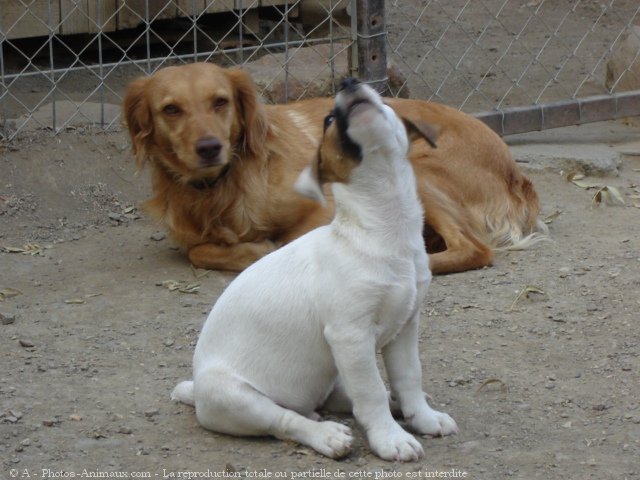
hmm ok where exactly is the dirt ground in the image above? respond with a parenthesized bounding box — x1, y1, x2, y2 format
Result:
(1, 1, 640, 476)
(1, 115, 639, 480)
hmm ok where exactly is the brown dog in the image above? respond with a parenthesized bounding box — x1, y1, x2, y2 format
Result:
(123, 62, 545, 274)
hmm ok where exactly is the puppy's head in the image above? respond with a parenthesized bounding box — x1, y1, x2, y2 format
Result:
(123, 62, 267, 183)
(295, 78, 439, 203)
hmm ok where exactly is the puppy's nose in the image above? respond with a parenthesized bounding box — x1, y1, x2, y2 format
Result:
(195, 137, 222, 162)
(339, 77, 361, 93)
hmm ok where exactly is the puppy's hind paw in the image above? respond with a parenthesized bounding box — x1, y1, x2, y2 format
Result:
(171, 380, 195, 406)
(307, 421, 353, 459)
(369, 426, 424, 462)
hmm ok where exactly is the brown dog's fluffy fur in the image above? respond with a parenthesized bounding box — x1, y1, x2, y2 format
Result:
(123, 62, 545, 274)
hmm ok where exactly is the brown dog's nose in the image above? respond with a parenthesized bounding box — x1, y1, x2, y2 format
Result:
(195, 137, 222, 163)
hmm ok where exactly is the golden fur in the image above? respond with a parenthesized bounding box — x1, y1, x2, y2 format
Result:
(123, 62, 544, 274)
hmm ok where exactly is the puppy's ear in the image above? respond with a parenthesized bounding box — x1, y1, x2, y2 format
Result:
(402, 117, 440, 149)
(226, 68, 268, 157)
(294, 150, 326, 205)
(123, 76, 153, 171)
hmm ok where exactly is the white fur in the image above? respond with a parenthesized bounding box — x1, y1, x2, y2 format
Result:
(172, 83, 458, 461)
(294, 165, 326, 205)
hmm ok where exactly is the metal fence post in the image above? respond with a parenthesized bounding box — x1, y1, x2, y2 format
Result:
(355, 0, 388, 94)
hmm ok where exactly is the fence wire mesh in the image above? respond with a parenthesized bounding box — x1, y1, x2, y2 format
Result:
(385, 0, 640, 133)
(0, 0, 352, 140)
(388, 0, 640, 109)
(1, 0, 639, 141)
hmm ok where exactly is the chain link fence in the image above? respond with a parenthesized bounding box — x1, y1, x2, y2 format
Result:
(1, 0, 639, 140)
(0, 0, 353, 139)
(385, 0, 640, 135)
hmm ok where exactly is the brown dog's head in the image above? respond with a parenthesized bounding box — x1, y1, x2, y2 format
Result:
(295, 78, 439, 204)
(123, 63, 267, 182)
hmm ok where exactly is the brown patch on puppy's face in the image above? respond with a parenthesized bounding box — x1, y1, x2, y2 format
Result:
(314, 110, 440, 186)
(293, 108, 361, 204)
(295, 80, 440, 204)
(315, 111, 362, 185)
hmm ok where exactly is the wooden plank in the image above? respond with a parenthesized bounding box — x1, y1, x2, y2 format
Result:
(90, 0, 118, 32)
(117, 0, 178, 30)
(60, 0, 118, 35)
(176, 0, 204, 17)
(1, 0, 60, 39)
(259, 0, 283, 7)
(60, 0, 88, 35)
(203, 0, 236, 14)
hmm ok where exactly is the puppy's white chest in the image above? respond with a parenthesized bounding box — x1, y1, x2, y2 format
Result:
(369, 269, 424, 347)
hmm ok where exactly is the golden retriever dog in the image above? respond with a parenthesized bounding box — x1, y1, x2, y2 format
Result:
(123, 62, 545, 274)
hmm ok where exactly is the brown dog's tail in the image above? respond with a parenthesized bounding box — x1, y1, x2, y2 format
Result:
(485, 175, 550, 252)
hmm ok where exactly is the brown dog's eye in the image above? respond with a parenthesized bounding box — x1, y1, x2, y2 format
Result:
(213, 98, 229, 110)
(162, 104, 181, 116)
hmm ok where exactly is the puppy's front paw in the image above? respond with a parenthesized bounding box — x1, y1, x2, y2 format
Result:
(368, 425, 424, 462)
(307, 421, 353, 459)
(410, 408, 458, 437)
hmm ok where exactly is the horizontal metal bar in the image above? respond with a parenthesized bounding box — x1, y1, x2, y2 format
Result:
(475, 91, 640, 136)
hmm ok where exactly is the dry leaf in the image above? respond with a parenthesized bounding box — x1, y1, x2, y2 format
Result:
(3, 243, 45, 256)
(159, 280, 200, 294)
(64, 299, 85, 305)
(566, 172, 602, 190)
(0, 287, 22, 301)
(543, 210, 562, 225)
(4, 246, 27, 253)
(567, 173, 627, 206)
(190, 265, 211, 279)
(476, 378, 507, 393)
(179, 284, 200, 294)
(161, 280, 181, 291)
(509, 285, 545, 311)
(592, 186, 625, 206)
(571, 179, 600, 190)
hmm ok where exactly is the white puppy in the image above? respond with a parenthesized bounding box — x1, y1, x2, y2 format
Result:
(172, 78, 458, 461)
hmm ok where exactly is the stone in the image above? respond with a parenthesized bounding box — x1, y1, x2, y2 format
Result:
(0, 313, 16, 325)
(510, 143, 621, 176)
(144, 408, 159, 418)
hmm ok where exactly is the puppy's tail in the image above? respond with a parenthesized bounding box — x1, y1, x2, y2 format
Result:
(171, 380, 195, 406)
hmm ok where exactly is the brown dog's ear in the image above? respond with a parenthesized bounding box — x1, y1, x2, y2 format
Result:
(226, 68, 268, 157)
(123, 76, 153, 171)
(402, 117, 440, 149)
